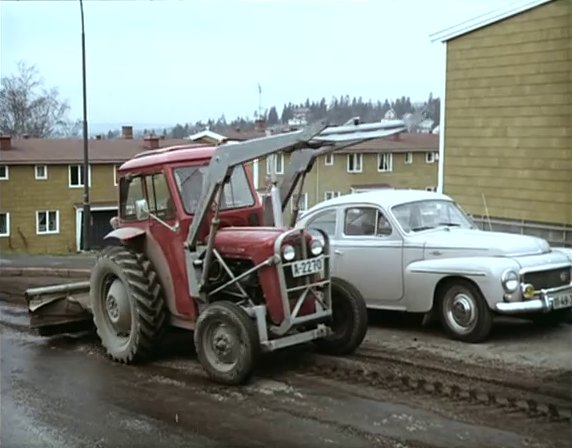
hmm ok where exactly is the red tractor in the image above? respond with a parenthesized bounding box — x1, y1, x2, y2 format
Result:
(25, 119, 406, 384)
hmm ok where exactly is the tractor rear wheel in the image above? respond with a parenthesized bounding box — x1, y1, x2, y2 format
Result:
(194, 301, 259, 385)
(314, 277, 368, 356)
(90, 245, 167, 363)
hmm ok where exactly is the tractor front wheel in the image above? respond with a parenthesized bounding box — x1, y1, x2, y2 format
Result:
(90, 246, 167, 363)
(314, 277, 368, 356)
(194, 301, 259, 385)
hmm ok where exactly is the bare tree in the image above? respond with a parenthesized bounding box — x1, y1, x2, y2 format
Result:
(0, 61, 71, 137)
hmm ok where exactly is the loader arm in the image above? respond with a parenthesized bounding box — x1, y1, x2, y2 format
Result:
(271, 119, 408, 226)
(185, 118, 407, 301)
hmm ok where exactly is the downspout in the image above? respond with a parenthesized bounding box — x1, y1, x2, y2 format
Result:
(437, 41, 447, 193)
(315, 155, 320, 207)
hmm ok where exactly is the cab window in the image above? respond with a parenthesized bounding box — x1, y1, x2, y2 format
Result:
(120, 176, 145, 221)
(145, 173, 175, 220)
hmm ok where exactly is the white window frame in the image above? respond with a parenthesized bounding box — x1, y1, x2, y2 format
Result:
(377, 153, 393, 172)
(36, 210, 60, 235)
(0, 212, 9, 237)
(0, 165, 8, 180)
(113, 164, 121, 186)
(291, 192, 308, 212)
(324, 153, 334, 166)
(346, 153, 363, 173)
(35, 164, 48, 180)
(324, 191, 342, 201)
(266, 153, 284, 175)
(68, 164, 92, 188)
(426, 151, 436, 164)
(404, 152, 413, 164)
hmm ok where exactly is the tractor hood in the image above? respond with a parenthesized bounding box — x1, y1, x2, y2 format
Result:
(409, 228, 552, 258)
(214, 226, 289, 261)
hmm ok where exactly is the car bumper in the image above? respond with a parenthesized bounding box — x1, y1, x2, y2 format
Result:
(495, 284, 572, 314)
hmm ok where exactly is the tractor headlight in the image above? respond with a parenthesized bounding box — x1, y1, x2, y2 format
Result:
(310, 238, 323, 256)
(501, 269, 519, 293)
(282, 244, 296, 261)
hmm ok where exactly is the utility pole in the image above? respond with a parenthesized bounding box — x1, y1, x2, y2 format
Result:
(80, 0, 91, 251)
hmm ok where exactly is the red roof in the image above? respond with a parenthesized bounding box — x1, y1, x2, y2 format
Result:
(120, 144, 217, 171)
(0, 137, 190, 165)
(0, 132, 438, 166)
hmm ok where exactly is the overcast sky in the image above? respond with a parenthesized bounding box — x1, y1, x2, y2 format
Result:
(2, 0, 516, 128)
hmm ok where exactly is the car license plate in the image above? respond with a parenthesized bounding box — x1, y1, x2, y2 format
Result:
(291, 256, 324, 278)
(551, 288, 572, 310)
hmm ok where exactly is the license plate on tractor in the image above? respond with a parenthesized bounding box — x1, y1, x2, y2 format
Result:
(551, 288, 572, 310)
(291, 256, 324, 278)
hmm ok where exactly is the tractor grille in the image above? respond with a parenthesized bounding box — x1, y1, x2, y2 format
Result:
(284, 237, 308, 300)
(523, 267, 571, 290)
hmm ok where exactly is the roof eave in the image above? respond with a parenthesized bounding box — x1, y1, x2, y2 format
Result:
(429, 0, 553, 43)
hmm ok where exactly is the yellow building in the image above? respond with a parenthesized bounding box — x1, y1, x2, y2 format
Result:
(257, 133, 439, 214)
(431, 0, 572, 245)
(0, 131, 187, 254)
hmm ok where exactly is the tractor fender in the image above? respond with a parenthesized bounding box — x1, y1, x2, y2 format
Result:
(104, 226, 146, 243)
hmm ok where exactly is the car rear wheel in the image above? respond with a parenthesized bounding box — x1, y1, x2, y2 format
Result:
(438, 280, 493, 343)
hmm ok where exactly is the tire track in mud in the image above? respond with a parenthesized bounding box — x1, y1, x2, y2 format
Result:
(287, 350, 572, 424)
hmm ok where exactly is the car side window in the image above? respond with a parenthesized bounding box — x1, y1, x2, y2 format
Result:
(343, 207, 392, 237)
(307, 209, 337, 237)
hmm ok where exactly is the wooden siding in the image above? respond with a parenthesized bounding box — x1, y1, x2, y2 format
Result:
(0, 164, 118, 254)
(443, 0, 572, 226)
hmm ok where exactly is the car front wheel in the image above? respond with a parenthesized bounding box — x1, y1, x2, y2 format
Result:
(438, 280, 493, 343)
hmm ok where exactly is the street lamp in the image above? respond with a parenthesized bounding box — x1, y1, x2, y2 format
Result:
(80, 0, 91, 251)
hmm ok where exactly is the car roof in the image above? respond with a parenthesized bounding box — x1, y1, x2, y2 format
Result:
(303, 189, 454, 215)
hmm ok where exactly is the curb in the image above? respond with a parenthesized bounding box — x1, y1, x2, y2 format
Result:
(0, 267, 91, 278)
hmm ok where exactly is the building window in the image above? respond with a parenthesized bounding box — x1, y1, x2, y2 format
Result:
(404, 152, 413, 164)
(35, 165, 48, 180)
(347, 154, 362, 173)
(324, 191, 342, 201)
(426, 152, 438, 164)
(291, 192, 308, 212)
(324, 153, 334, 166)
(113, 164, 121, 186)
(377, 153, 393, 172)
(266, 153, 284, 175)
(0, 212, 9, 237)
(0, 165, 8, 180)
(69, 164, 91, 187)
(36, 210, 59, 234)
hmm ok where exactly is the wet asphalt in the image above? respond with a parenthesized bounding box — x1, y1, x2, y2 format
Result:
(1, 320, 558, 448)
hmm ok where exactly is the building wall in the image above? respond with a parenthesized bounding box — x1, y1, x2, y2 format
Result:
(258, 151, 438, 213)
(443, 0, 572, 226)
(0, 163, 118, 254)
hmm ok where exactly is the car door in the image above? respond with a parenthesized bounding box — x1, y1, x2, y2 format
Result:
(334, 205, 404, 304)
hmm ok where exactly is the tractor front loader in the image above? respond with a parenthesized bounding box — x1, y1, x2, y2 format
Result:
(25, 118, 407, 385)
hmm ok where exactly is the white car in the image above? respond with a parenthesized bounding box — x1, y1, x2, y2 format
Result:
(295, 189, 572, 342)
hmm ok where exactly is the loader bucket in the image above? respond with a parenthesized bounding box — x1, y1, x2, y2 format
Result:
(24, 281, 94, 335)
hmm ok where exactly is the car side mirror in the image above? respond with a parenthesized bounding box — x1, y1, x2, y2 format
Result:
(135, 199, 149, 220)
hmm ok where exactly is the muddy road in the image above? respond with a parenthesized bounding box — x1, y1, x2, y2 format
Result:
(1, 275, 571, 447)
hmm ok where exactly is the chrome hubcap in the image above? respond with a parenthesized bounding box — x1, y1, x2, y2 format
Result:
(446, 292, 477, 334)
(105, 279, 132, 335)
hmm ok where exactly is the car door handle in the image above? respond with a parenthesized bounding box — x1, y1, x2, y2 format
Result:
(334, 249, 344, 255)
(430, 250, 442, 256)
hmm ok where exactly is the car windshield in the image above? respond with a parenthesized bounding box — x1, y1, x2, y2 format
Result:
(173, 165, 255, 215)
(391, 199, 474, 233)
